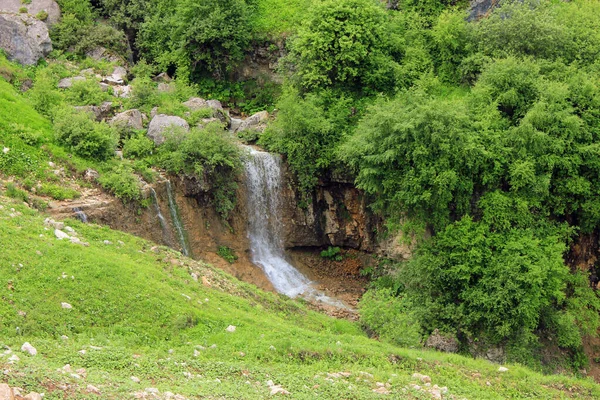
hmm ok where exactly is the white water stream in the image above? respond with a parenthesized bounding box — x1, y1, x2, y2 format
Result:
(244, 146, 348, 308)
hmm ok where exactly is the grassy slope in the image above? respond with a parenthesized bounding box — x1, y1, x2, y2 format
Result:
(0, 197, 599, 399)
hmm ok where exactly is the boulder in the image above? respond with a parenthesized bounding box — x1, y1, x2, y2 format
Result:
(57, 76, 85, 89)
(183, 97, 229, 125)
(237, 111, 269, 133)
(113, 85, 132, 98)
(0, 13, 52, 65)
(0, 384, 14, 400)
(153, 72, 171, 82)
(147, 115, 189, 145)
(110, 109, 144, 130)
(74, 102, 113, 122)
(85, 46, 122, 63)
(0, 0, 61, 26)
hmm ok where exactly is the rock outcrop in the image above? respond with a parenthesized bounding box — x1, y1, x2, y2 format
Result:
(0, 0, 61, 26)
(0, 13, 52, 65)
(468, 0, 502, 21)
(236, 111, 269, 134)
(147, 115, 189, 145)
(74, 102, 113, 122)
(110, 109, 145, 130)
(183, 98, 229, 126)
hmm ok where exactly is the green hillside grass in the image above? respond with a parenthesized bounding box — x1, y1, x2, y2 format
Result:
(0, 196, 599, 399)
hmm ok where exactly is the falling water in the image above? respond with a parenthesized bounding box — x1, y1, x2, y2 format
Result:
(73, 207, 88, 223)
(244, 147, 311, 297)
(166, 181, 191, 257)
(149, 187, 170, 244)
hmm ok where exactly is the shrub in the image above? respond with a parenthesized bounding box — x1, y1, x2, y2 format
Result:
(320, 246, 342, 261)
(65, 79, 110, 106)
(217, 246, 238, 264)
(123, 134, 154, 159)
(36, 183, 80, 200)
(5, 183, 28, 202)
(36, 11, 49, 21)
(288, 0, 398, 93)
(97, 164, 142, 202)
(54, 108, 117, 160)
(358, 288, 421, 347)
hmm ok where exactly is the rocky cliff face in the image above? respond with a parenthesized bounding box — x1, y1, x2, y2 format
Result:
(0, 13, 52, 65)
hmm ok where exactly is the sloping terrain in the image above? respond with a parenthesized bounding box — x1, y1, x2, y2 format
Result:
(0, 196, 599, 399)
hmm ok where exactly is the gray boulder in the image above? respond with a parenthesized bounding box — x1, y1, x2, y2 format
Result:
(183, 97, 229, 126)
(0, 0, 61, 26)
(57, 76, 85, 89)
(0, 13, 52, 65)
(110, 110, 144, 130)
(147, 115, 189, 145)
(237, 111, 269, 133)
(74, 102, 113, 122)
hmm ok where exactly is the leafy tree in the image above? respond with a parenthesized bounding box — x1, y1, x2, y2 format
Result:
(288, 0, 399, 93)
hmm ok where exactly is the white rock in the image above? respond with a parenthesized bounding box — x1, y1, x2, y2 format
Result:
(270, 386, 290, 395)
(411, 373, 431, 383)
(64, 226, 75, 233)
(21, 342, 37, 356)
(498, 366, 509, 372)
(226, 325, 236, 333)
(2, 147, 9, 154)
(61, 302, 73, 309)
(8, 354, 19, 363)
(130, 376, 140, 383)
(145, 388, 159, 394)
(103, 240, 112, 245)
(54, 229, 70, 240)
(78, 350, 87, 355)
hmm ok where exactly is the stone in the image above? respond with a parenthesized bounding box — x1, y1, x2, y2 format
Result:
(58, 76, 85, 89)
(147, 115, 189, 145)
(110, 109, 144, 130)
(0, 13, 52, 65)
(425, 329, 459, 353)
(498, 366, 508, 372)
(157, 83, 175, 93)
(86, 385, 100, 394)
(8, 354, 19, 363)
(111, 66, 127, 82)
(84, 169, 100, 182)
(0, 383, 14, 400)
(85, 46, 122, 63)
(23, 393, 42, 400)
(153, 72, 171, 82)
(411, 373, 431, 384)
(269, 386, 290, 395)
(183, 97, 229, 125)
(21, 342, 37, 356)
(61, 302, 72, 309)
(54, 229, 70, 240)
(2, 147, 9, 154)
(225, 325, 236, 333)
(372, 386, 390, 394)
(0, 0, 61, 26)
(131, 376, 141, 383)
(74, 102, 113, 122)
(237, 111, 269, 133)
(114, 85, 132, 98)
(182, 97, 209, 111)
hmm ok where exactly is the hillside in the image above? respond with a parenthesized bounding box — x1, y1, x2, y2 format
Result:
(0, 196, 599, 399)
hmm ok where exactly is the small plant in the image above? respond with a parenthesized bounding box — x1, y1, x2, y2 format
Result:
(36, 11, 49, 21)
(320, 246, 343, 261)
(36, 183, 80, 200)
(5, 183, 28, 202)
(19, 7, 28, 13)
(217, 246, 238, 264)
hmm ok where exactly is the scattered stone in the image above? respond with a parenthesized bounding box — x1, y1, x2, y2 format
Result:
(411, 373, 431, 384)
(114, 85, 132, 98)
(145, 388, 159, 394)
(78, 350, 86, 355)
(181, 294, 191, 300)
(103, 240, 112, 245)
(54, 229, 70, 240)
(8, 354, 19, 363)
(498, 366, 509, 373)
(131, 376, 141, 383)
(61, 302, 73, 309)
(201, 276, 211, 287)
(226, 325, 236, 333)
(210, 344, 217, 349)
(84, 169, 100, 182)
(23, 393, 42, 400)
(372, 386, 390, 395)
(0, 383, 13, 400)
(21, 342, 37, 356)
(87, 385, 100, 394)
(2, 147, 9, 154)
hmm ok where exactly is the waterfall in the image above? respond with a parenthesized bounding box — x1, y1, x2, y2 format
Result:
(166, 181, 191, 257)
(244, 147, 311, 297)
(73, 207, 88, 223)
(149, 188, 170, 244)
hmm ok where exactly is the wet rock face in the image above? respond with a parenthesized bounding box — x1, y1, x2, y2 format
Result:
(279, 165, 378, 252)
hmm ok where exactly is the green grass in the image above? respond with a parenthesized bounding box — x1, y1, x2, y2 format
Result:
(0, 196, 599, 398)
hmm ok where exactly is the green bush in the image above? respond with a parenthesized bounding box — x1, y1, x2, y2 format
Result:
(123, 134, 155, 159)
(4, 183, 28, 202)
(217, 246, 238, 264)
(65, 79, 110, 106)
(36, 183, 80, 200)
(97, 164, 142, 202)
(157, 124, 241, 218)
(358, 288, 421, 347)
(320, 246, 342, 262)
(288, 0, 398, 93)
(54, 108, 118, 161)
